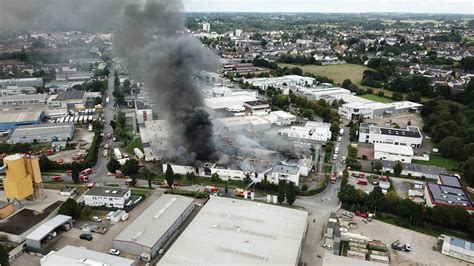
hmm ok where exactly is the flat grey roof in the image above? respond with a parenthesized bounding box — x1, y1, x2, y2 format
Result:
(41, 245, 136, 266)
(439, 174, 462, 188)
(0, 94, 48, 102)
(0, 109, 43, 123)
(135, 100, 151, 110)
(271, 164, 299, 175)
(158, 197, 308, 265)
(85, 186, 130, 198)
(25, 215, 72, 241)
(0, 201, 11, 209)
(53, 89, 85, 101)
(114, 194, 194, 248)
(383, 161, 447, 177)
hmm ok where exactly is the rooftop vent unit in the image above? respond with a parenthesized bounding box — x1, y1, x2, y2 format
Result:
(105, 190, 110, 193)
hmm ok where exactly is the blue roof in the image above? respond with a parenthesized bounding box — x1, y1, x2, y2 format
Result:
(450, 237, 474, 251)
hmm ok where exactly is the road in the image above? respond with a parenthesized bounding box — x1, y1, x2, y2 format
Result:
(297, 126, 350, 266)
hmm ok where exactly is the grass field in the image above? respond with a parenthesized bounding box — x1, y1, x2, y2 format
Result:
(279, 63, 371, 86)
(412, 154, 461, 171)
(359, 94, 394, 103)
(124, 136, 143, 155)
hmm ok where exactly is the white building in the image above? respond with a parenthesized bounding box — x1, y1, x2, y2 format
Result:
(0, 94, 48, 106)
(244, 75, 316, 90)
(268, 110, 296, 126)
(359, 123, 423, 148)
(374, 143, 414, 163)
(9, 123, 75, 144)
(0, 77, 43, 88)
(439, 235, 474, 263)
(204, 95, 257, 110)
(214, 115, 272, 133)
(0, 86, 36, 96)
(135, 100, 152, 125)
(40, 245, 136, 266)
(339, 101, 422, 120)
(269, 164, 301, 185)
(84, 186, 131, 209)
(279, 121, 332, 143)
(202, 22, 210, 32)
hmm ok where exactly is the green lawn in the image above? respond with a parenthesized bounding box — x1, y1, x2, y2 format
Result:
(359, 94, 394, 103)
(412, 154, 462, 171)
(279, 63, 371, 86)
(124, 137, 143, 154)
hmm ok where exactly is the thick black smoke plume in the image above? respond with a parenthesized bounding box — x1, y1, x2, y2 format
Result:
(114, 0, 219, 162)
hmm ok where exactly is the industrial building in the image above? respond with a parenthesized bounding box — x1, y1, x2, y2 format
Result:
(48, 89, 86, 109)
(268, 110, 297, 126)
(214, 115, 272, 133)
(439, 235, 474, 263)
(374, 143, 414, 163)
(84, 186, 131, 209)
(3, 154, 43, 202)
(135, 100, 152, 125)
(25, 215, 73, 251)
(204, 95, 257, 110)
(9, 123, 75, 144)
(269, 163, 301, 185)
(0, 77, 43, 87)
(0, 201, 13, 219)
(244, 75, 316, 90)
(244, 100, 270, 115)
(339, 100, 422, 120)
(113, 194, 195, 258)
(0, 108, 43, 131)
(0, 86, 36, 96)
(359, 123, 423, 148)
(158, 196, 308, 265)
(279, 121, 332, 143)
(40, 245, 136, 266)
(425, 174, 474, 211)
(0, 94, 48, 106)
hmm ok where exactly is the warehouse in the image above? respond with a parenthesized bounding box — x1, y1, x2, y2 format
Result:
(40, 245, 136, 266)
(0, 94, 48, 106)
(9, 123, 74, 144)
(279, 121, 332, 143)
(439, 235, 474, 263)
(359, 123, 423, 148)
(0, 108, 43, 131)
(374, 143, 414, 163)
(48, 89, 85, 109)
(159, 196, 308, 265)
(113, 194, 195, 258)
(25, 215, 73, 251)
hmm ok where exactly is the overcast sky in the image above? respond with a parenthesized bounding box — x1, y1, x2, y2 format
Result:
(184, 0, 474, 14)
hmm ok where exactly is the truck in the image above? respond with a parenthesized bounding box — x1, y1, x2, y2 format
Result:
(204, 186, 219, 193)
(103, 150, 109, 158)
(51, 176, 63, 182)
(134, 148, 144, 161)
(391, 240, 411, 252)
(355, 210, 368, 218)
(330, 173, 337, 184)
(114, 148, 122, 160)
(357, 179, 368, 186)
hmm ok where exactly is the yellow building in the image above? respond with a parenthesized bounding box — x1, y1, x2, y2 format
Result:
(0, 201, 13, 219)
(3, 154, 43, 201)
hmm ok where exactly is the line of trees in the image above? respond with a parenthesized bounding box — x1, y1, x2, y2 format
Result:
(277, 180, 296, 205)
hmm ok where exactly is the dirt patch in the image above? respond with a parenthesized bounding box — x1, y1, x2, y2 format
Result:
(357, 146, 374, 160)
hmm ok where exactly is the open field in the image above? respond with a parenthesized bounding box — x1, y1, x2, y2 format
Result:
(359, 93, 394, 103)
(279, 63, 371, 86)
(412, 154, 461, 172)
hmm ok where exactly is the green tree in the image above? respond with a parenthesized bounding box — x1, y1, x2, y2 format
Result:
(123, 79, 131, 88)
(392, 92, 404, 101)
(71, 168, 80, 184)
(302, 109, 315, 120)
(463, 157, 474, 186)
(107, 157, 121, 173)
(211, 173, 220, 182)
(121, 159, 139, 177)
(286, 181, 296, 205)
(406, 91, 421, 102)
(364, 187, 387, 212)
(393, 161, 403, 177)
(0, 244, 9, 266)
(342, 79, 352, 89)
(385, 190, 400, 213)
(58, 198, 81, 219)
(373, 159, 383, 173)
(186, 172, 195, 185)
(93, 96, 103, 105)
(277, 180, 286, 204)
(396, 198, 423, 226)
(439, 136, 465, 161)
(82, 206, 93, 219)
(165, 164, 174, 188)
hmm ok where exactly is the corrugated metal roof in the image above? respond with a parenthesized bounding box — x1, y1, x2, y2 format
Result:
(25, 215, 72, 241)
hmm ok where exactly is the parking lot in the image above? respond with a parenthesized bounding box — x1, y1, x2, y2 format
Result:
(339, 210, 468, 266)
(12, 190, 164, 265)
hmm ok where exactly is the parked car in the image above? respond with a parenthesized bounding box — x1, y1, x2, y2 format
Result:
(109, 249, 121, 256)
(91, 216, 102, 222)
(79, 234, 93, 241)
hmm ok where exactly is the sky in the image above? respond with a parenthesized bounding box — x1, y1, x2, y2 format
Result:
(184, 0, 474, 14)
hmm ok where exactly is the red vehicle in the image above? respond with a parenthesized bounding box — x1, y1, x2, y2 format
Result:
(66, 170, 72, 175)
(330, 173, 337, 184)
(87, 182, 96, 189)
(81, 168, 92, 175)
(125, 179, 136, 186)
(355, 210, 368, 218)
(51, 176, 63, 182)
(56, 159, 64, 164)
(107, 133, 112, 139)
(46, 149, 55, 155)
(80, 175, 89, 182)
(204, 186, 219, 193)
(357, 179, 368, 186)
